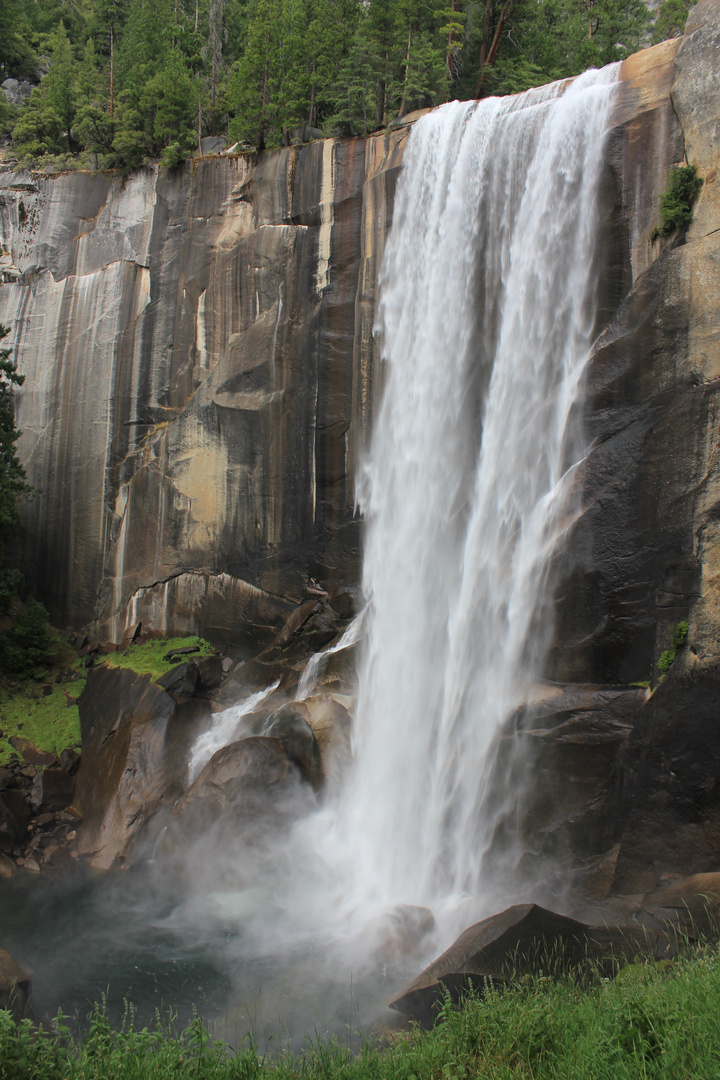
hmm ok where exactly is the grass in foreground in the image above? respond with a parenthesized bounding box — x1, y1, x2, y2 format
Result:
(102, 636, 216, 683)
(2, 948, 720, 1079)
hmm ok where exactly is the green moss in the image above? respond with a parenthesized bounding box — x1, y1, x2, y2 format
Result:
(652, 164, 703, 241)
(657, 619, 688, 677)
(629, 680, 651, 689)
(0, 679, 84, 765)
(103, 636, 216, 683)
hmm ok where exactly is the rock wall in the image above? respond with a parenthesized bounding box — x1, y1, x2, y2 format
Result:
(0, 124, 409, 648)
(0, 8, 717, 685)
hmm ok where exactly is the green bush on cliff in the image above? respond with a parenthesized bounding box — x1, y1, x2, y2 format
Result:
(103, 636, 216, 683)
(652, 165, 704, 241)
(658, 619, 688, 676)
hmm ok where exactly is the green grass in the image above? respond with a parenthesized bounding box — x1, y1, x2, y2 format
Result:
(0, 679, 84, 766)
(2, 948, 720, 1079)
(102, 636, 216, 683)
(0, 624, 85, 766)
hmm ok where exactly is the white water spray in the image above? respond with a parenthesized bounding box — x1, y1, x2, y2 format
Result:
(315, 66, 620, 927)
(188, 682, 280, 783)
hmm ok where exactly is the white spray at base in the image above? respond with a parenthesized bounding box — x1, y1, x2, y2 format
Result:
(306, 65, 620, 933)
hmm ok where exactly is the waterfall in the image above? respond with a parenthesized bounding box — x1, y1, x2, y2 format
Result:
(317, 66, 620, 925)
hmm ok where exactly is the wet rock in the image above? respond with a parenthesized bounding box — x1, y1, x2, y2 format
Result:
(0, 947, 31, 1018)
(74, 665, 211, 869)
(172, 736, 310, 840)
(481, 684, 646, 895)
(157, 661, 199, 697)
(262, 703, 323, 790)
(0, 853, 16, 879)
(164, 645, 201, 661)
(59, 748, 80, 775)
(8, 737, 57, 767)
(195, 655, 223, 690)
(30, 768, 75, 812)
(0, 769, 14, 792)
(380, 905, 436, 962)
(0, 789, 31, 852)
(613, 670, 720, 894)
(302, 694, 352, 789)
(390, 904, 671, 1025)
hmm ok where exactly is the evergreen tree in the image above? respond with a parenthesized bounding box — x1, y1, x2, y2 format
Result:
(12, 22, 77, 158)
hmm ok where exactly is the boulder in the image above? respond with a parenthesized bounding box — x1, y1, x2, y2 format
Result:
(74, 665, 211, 868)
(157, 661, 199, 697)
(195, 655, 223, 690)
(0, 948, 31, 1018)
(30, 768, 74, 812)
(481, 685, 646, 895)
(301, 694, 352, 788)
(171, 736, 311, 842)
(261, 703, 323, 790)
(0, 789, 30, 852)
(390, 903, 672, 1025)
(8, 738, 57, 767)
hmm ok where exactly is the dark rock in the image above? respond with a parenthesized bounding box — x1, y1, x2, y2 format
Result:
(0, 947, 31, 1018)
(613, 670, 720, 894)
(30, 768, 74, 812)
(59, 748, 80, 775)
(164, 645, 201, 661)
(275, 600, 319, 647)
(74, 665, 210, 868)
(0, 853, 16, 879)
(302, 694, 352, 788)
(157, 661, 199, 697)
(390, 904, 671, 1024)
(0, 769, 15, 792)
(0, 789, 31, 851)
(195, 654, 223, 690)
(172, 736, 311, 841)
(262, 703, 323, 790)
(480, 685, 646, 896)
(8, 737, 57, 767)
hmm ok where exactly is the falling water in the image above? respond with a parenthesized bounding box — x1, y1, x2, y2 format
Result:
(296, 610, 366, 700)
(317, 65, 620, 929)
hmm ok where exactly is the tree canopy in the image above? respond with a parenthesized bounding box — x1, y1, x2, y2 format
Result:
(0, 0, 685, 168)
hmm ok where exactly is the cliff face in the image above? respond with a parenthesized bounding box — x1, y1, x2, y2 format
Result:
(0, 9, 717, 673)
(0, 125, 409, 647)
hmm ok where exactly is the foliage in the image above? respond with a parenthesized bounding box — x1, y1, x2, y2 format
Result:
(0, 326, 31, 615)
(3, 0, 675, 168)
(651, 0, 692, 43)
(652, 164, 704, 241)
(103, 636, 216, 682)
(0, 597, 55, 677)
(2, 945, 720, 1077)
(657, 618, 688, 675)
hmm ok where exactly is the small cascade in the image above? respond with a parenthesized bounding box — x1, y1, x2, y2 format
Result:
(187, 682, 280, 783)
(296, 610, 366, 700)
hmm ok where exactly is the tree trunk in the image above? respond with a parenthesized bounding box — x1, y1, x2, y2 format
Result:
(398, 25, 412, 118)
(109, 26, 114, 118)
(478, 0, 512, 90)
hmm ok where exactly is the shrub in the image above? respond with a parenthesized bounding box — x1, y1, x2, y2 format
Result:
(658, 619, 688, 676)
(652, 164, 703, 241)
(0, 596, 54, 677)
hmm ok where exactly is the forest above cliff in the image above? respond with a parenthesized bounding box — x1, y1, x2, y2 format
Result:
(1, 0, 691, 169)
